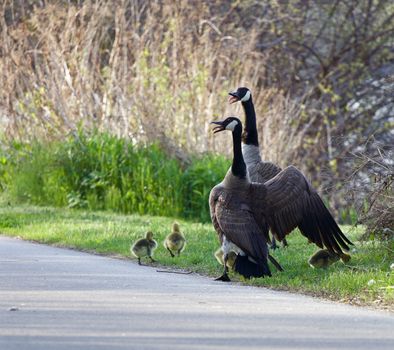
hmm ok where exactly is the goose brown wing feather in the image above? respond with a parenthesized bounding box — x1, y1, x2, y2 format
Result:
(253, 165, 353, 254)
(209, 186, 225, 243)
(216, 207, 269, 265)
(209, 187, 270, 269)
(248, 161, 282, 184)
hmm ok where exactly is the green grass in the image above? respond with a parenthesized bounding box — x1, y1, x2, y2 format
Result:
(0, 205, 393, 310)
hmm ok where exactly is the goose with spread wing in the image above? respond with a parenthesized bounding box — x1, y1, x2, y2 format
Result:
(209, 117, 352, 281)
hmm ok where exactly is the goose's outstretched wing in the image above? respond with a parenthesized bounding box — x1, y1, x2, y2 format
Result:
(209, 186, 271, 276)
(252, 166, 353, 254)
(248, 161, 282, 184)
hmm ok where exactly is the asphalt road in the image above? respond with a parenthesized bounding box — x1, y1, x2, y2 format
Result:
(0, 236, 393, 350)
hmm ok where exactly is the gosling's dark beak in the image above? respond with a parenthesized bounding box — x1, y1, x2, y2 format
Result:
(211, 121, 225, 134)
(228, 91, 240, 104)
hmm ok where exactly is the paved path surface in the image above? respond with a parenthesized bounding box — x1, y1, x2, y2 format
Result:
(0, 236, 393, 350)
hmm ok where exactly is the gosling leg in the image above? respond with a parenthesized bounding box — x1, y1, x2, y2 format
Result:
(166, 246, 175, 258)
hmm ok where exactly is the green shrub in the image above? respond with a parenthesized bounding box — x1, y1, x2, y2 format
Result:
(0, 132, 230, 221)
(182, 154, 230, 221)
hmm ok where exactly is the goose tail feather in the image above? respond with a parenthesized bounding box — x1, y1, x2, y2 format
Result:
(234, 255, 271, 278)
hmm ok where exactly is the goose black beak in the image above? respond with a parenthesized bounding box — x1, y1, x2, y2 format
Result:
(228, 91, 240, 104)
(211, 121, 225, 134)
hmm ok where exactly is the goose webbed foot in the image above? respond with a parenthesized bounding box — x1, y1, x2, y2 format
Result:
(282, 238, 289, 248)
(215, 255, 231, 281)
(214, 273, 231, 282)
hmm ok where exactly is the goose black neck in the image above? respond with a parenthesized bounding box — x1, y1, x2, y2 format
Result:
(241, 99, 259, 146)
(231, 125, 247, 179)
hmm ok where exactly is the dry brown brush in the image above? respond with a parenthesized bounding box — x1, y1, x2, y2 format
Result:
(346, 139, 393, 240)
(1, 0, 393, 221)
(0, 0, 279, 159)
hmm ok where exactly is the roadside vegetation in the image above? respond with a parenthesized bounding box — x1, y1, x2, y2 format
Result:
(0, 205, 392, 311)
(1, 0, 392, 235)
(0, 132, 229, 222)
(0, 1, 392, 309)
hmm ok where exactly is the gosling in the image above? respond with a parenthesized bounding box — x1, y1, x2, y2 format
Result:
(308, 249, 351, 269)
(214, 248, 237, 270)
(131, 231, 158, 265)
(215, 248, 283, 272)
(164, 222, 186, 257)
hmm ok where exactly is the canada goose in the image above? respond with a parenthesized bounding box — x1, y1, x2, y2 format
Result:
(228, 87, 282, 183)
(164, 222, 186, 257)
(308, 249, 351, 269)
(210, 117, 353, 281)
(210, 116, 273, 281)
(229, 88, 288, 249)
(131, 231, 158, 265)
(214, 248, 237, 269)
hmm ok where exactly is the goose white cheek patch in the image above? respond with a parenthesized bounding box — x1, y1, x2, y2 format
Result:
(240, 90, 251, 102)
(226, 120, 238, 131)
